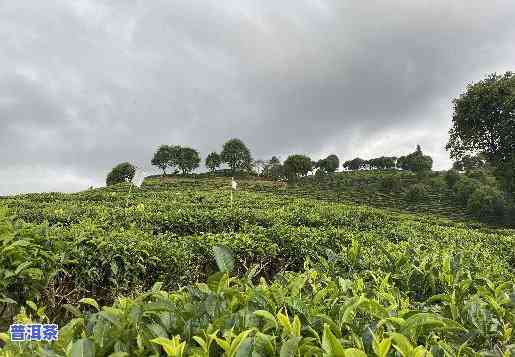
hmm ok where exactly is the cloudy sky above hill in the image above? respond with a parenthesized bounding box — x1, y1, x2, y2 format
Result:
(1, 0, 515, 194)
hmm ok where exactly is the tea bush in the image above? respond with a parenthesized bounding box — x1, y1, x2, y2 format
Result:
(404, 183, 428, 202)
(0, 177, 514, 356)
(1, 246, 514, 356)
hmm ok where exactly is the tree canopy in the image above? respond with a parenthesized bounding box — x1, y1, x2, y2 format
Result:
(151, 145, 172, 175)
(262, 156, 284, 180)
(446, 72, 515, 192)
(220, 138, 252, 175)
(151, 145, 199, 175)
(452, 154, 486, 172)
(397, 145, 433, 174)
(343, 158, 366, 171)
(317, 154, 339, 174)
(176, 147, 200, 174)
(205, 152, 222, 172)
(283, 154, 313, 181)
(106, 162, 136, 186)
(367, 156, 397, 170)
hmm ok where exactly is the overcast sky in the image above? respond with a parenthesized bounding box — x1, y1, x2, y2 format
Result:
(1, 0, 514, 195)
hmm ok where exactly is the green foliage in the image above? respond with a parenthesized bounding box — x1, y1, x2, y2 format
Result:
(0, 207, 65, 327)
(452, 154, 486, 172)
(262, 157, 284, 181)
(466, 185, 506, 220)
(380, 175, 401, 192)
(444, 169, 460, 188)
(205, 152, 222, 173)
(342, 158, 366, 171)
(317, 155, 339, 174)
(367, 156, 397, 170)
(405, 183, 428, 202)
(151, 145, 173, 175)
(447, 72, 515, 193)
(1, 176, 514, 355)
(447, 171, 513, 224)
(283, 155, 313, 182)
(397, 145, 433, 174)
(106, 162, 136, 186)
(176, 147, 201, 174)
(152, 145, 200, 176)
(2, 249, 514, 355)
(453, 176, 481, 205)
(221, 139, 253, 175)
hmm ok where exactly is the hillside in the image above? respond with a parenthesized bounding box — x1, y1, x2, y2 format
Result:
(0, 176, 514, 355)
(146, 171, 478, 224)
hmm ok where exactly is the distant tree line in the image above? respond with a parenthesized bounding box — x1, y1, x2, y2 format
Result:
(105, 71, 514, 197)
(341, 146, 433, 174)
(105, 141, 435, 186)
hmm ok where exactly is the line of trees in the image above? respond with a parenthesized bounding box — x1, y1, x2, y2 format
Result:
(341, 146, 433, 174)
(151, 138, 252, 177)
(106, 140, 433, 186)
(145, 139, 435, 183)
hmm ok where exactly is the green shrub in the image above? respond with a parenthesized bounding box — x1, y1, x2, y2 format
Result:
(444, 169, 460, 188)
(466, 186, 506, 220)
(428, 177, 446, 190)
(381, 175, 401, 192)
(465, 168, 498, 187)
(2, 249, 514, 356)
(453, 176, 480, 204)
(405, 183, 428, 201)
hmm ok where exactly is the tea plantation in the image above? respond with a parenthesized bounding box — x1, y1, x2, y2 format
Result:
(0, 176, 514, 356)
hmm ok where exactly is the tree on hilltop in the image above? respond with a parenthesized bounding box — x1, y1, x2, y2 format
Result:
(176, 147, 200, 174)
(221, 138, 252, 175)
(263, 156, 284, 180)
(284, 154, 313, 182)
(367, 156, 397, 170)
(205, 152, 222, 173)
(106, 162, 136, 186)
(343, 158, 366, 171)
(397, 145, 433, 174)
(317, 154, 340, 174)
(151, 145, 171, 176)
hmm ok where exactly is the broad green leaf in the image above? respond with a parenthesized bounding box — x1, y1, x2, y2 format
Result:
(373, 338, 392, 357)
(213, 245, 235, 273)
(410, 346, 429, 357)
(343, 348, 367, 357)
(254, 310, 278, 329)
(234, 337, 254, 357)
(280, 336, 301, 357)
(388, 333, 413, 357)
(79, 298, 100, 311)
(70, 338, 96, 357)
(151, 336, 185, 357)
(229, 329, 253, 357)
(322, 324, 346, 357)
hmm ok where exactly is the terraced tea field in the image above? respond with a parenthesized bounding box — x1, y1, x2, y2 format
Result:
(0, 176, 514, 356)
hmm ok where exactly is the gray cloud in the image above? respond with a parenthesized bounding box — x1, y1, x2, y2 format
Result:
(1, 0, 515, 194)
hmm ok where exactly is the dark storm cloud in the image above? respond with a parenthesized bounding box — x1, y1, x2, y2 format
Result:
(1, 0, 515, 194)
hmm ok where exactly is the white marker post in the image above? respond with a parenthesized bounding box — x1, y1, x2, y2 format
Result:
(231, 177, 237, 206)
